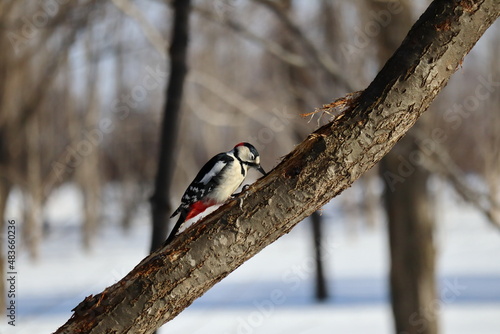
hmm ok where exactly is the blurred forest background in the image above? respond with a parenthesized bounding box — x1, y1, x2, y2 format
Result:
(0, 1, 499, 333)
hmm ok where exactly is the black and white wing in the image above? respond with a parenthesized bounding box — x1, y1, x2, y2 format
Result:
(170, 153, 234, 218)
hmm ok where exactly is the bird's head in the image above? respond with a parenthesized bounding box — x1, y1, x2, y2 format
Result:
(233, 142, 266, 176)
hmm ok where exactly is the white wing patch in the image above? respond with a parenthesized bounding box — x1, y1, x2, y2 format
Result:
(199, 160, 227, 184)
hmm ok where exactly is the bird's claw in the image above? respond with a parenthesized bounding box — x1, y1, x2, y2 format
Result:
(231, 184, 250, 198)
(236, 184, 251, 210)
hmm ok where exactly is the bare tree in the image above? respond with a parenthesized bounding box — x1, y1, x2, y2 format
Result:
(482, 39, 500, 224)
(53, 2, 499, 333)
(368, 1, 439, 333)
(381, 138, 438, 334)
(24, 112, 43, 259)
(79, 17, 103, 250)
(0, 1, 100, 259)
(150, 0, 192, 252)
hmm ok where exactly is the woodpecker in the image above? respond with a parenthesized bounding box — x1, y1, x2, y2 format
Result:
(165, 142, 266, 245)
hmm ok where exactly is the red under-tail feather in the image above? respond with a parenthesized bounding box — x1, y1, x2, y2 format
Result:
(185, 200, 216, 220)
(164, 200, 217, 246)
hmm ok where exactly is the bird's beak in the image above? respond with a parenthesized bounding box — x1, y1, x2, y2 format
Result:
(256, 165, 267, 176)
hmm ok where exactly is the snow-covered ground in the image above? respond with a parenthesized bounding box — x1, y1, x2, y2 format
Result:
(1, 182, 500, 334)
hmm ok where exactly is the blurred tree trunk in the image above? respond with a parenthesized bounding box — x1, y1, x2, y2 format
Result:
(381, 139, 437, 334)
(483, 43, 500, 224)
(54, 2, 499, 332)
(24, 114, 43, 260)
(360, 168, 380, 228)
(311, 211, 328, 300)
(150, 0, 191, 251)
(369, 1, 438, 333)
(80, 25, 102, 250)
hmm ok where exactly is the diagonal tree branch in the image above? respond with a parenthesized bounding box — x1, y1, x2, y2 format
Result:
(54, 1, 499, 333)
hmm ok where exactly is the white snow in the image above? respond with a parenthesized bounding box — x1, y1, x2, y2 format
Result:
(1, 181, 499, 334)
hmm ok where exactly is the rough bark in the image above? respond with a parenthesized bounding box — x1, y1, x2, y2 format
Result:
(150, 0, 191, 252)
(54, 1, 499, 333)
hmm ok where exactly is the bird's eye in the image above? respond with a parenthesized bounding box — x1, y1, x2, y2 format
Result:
(249, 154, 255, 160)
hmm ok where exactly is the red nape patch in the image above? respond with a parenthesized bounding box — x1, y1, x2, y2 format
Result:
(235, 142, 246, 147)
(186, 200, 216, 220)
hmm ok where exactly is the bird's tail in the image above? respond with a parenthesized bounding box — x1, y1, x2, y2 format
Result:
(170, 205, 182, 218)
(164, 210, 187, 246)
(164, 201, 215, 246)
